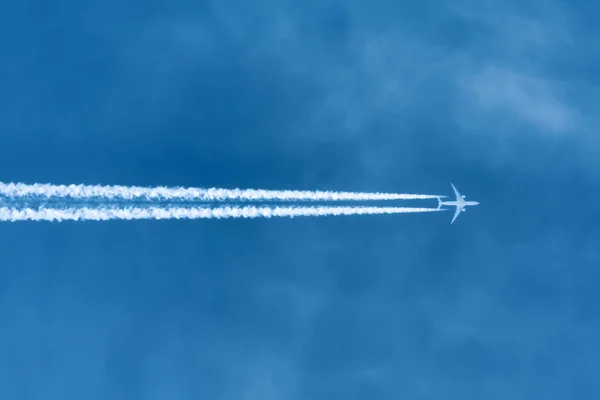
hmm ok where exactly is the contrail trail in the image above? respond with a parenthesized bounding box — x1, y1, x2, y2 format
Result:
(0, 205, 441, 222)
(0, 182, 443, 202)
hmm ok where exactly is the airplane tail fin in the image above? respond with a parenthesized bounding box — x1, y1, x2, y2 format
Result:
(436, 197, 443, 209)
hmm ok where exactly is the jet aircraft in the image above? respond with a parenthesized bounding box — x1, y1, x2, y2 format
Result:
(437, 183, 479, 224)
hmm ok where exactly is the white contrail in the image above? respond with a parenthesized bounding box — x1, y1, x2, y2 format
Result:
(0, 182, 442, 202)
(0, 205, 441, 222)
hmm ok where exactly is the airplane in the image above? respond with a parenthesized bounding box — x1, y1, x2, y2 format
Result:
(437, 183, 479, 224)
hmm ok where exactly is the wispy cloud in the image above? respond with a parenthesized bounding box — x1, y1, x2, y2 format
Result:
(206, 0, 597, 176)
(463, 66, 576, 134)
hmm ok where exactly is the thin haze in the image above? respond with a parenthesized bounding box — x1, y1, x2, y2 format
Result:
(0, 0, 599, 399)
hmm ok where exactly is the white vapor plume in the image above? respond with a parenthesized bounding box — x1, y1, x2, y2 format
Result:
(0, 205, 441, 222)
(0, 182, 442, 202)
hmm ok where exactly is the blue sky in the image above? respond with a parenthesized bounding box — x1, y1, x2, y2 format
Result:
(0, 0, 599, 398)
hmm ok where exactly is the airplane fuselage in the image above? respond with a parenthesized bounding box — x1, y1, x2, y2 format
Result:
(440, 200, 479, 207)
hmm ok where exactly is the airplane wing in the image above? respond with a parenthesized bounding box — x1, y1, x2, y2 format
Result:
(450, 206, 461, 224)
(450, 183, 461, 201)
